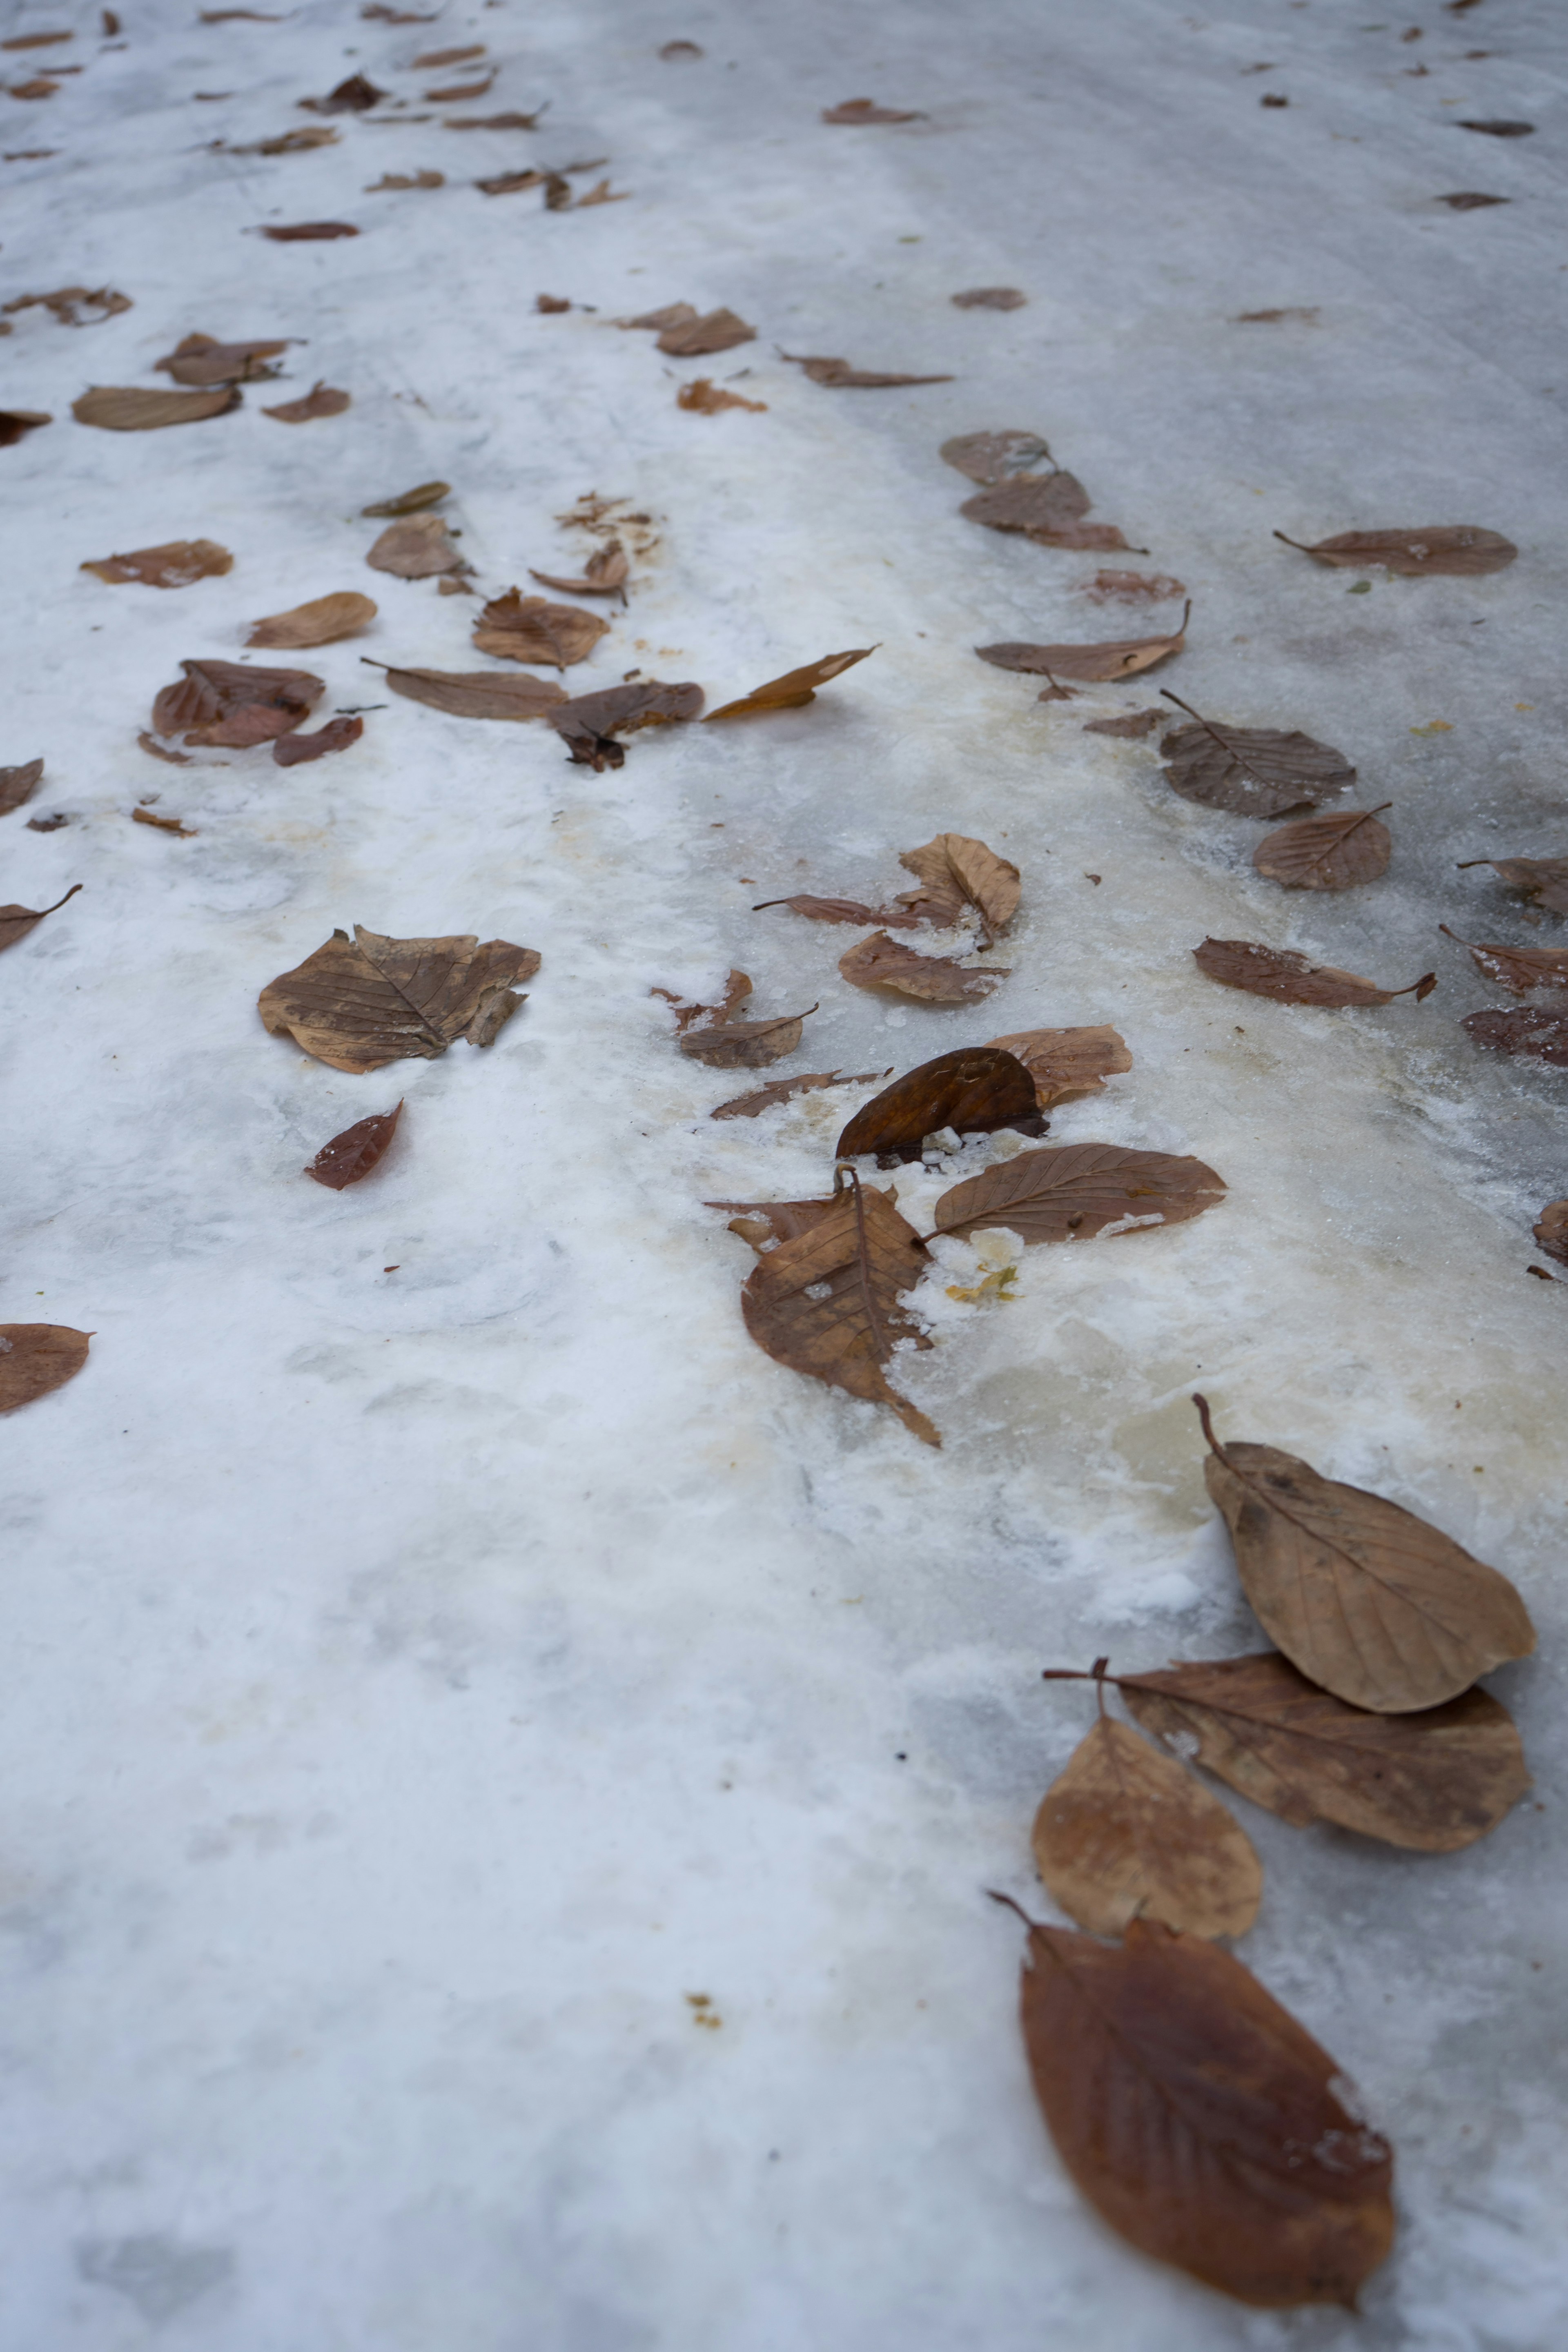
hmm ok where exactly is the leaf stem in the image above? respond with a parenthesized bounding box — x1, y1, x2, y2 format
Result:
(1192, 1391, 1227, 1459)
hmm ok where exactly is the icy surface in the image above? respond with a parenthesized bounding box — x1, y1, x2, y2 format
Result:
(3, 0, 1567, 2343)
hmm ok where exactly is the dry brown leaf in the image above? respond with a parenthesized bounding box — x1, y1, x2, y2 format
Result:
(550, 680, 704, 766)
(936, 1142, 1224, 1243)
(1254, 807, 1392, 890)
(1005, 1907, 1394, 2310)
(536, 294, 570, 312)
(725, 1170, 938, 1446)
(1456, 117, 1534, 136)
(1159, 693, 1356, 815)
(1457, 856, 1568, 917)
(659, 38, 702, 58)
(1534, 1199, 1568, 1265)
(960, 475, 1089, 532)
(1234, 306, 1319, 324)
(1463, 1008, 1568, 1065)
(1109, 1651, 1530, 1853)
(259, 222, 360, 242)
(1193, 938, 1435, 1008)
(978, 606, 1189, 682)
(0, 759, 44, 817)
(822, 97, 923, 122)
(361, 480, 449, 517)
(152, 659, 322, 747)
(623, 301, 698, 332)
(1274, 525, 1517, 575)
(753, 893, 920, 928)
(299, 72, 385, 113)
(263, 381, 350, 423)
(705, 646, 875, 721)
(951, 286, 1025, 309)
(476, 167, 548, 197)
(835, 1047, 1042, 1163)
(710, 1069, 888, 1120)
(940, 430, 1056, 484)
(1, 29, 73, 45)
(472, 589, 609, 668)
(247, 592, 377, 650)
(575, 178, 629, 207)
(0, 410, 52, 445)
(1196, 1394, 1536, 1713)
(131, 806, 194, 835)
(366, 169, 444, 191)
(273, 716, 363, 766)
(528, 541, 628, 597)
(1033, 1709, 1262, 1938)
(986, 1024, 1132, 1108)
(233, 127, 339, 155)
(0, 882, 81, 955)
(378, 664, 568, 722)
(81, 539, 233, 589)
(155, 332, 290, 385)
(305, 1100, 403, 1190)
(678, 376, 767, 414)
(1440, 924, 1568, 994)
(1082, 708, 1164, 737)
(840, 932, 1007, 1004)
(653, 969, 752, 1033)
(441, 109, 545, 130)
(1439, 191, 1508, 209)
(654, 307, 755, 356)
(7, 78, 60, 98)
(366, 513, 466, 577)
(413, 43, 484, 66)
(0, 1324, 91, 1413)
(895, 832, 1020, 941)
(426, 73, 493, 100)
(259, 924, 539, 1072)
(781, 351, 953, 388)
(3, 285, 131, 326)
(72, 385, 240, 430)
(1080, 570, 1186, 602)
(138, 733, 192, 765)
(679, 1010, 814, 1068)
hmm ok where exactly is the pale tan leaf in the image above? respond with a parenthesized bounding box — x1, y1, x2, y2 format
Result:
(366, 513, 465, 577)
(80, 539, 233, 588)
(247, 592, 377, 649)
(986, 1025, 1132, 1107)
(72, 385, 240, 430)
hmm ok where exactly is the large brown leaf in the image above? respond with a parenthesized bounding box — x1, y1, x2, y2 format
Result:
(305, 1100, 402, 1189)
(781, 352, 953, 388)
(1007, 1908, 1394, 2309)
(549, 679, 704, 766)
(987, 1025, 1132, 1108)
(528, 541, 628, 597)
(472, 589, 609, 668)
(151, 659, 322, 746)
(1193, 939, 1435, 1008)
(81, 539, 233, 588)
(362, 480, 450, 518)
(155, 332, 290, 385)
(273, 716, 363, 766)
(72, 385, 240, 430)
(1032, 1713, 1262, 1938)
(895, 833, 1020, 940)
(656, 307, 755, 356)
(711, 1069, 888, 1120)
(1196, 1394, 1536, 1713)
(366, 514, 466, 577)
(726, 1172, 938, 1447)
(378, 664, 567, 721)
(248, 592, 376, 649)
(705, 646, 875, 720)
(259, 924, 540, 1072)
(1457, 856, 1568, 917)
(935, 1142, 1225, 1243)
(263, 381, 351, 423)
(0, 1324, 91, 1413)
(1534, 1198, 1568, 1266)
(1463, 1007, 1568, 1065)
(839, 931, 1007, 1004)
(0, 759, 44, 817)
(1159, 693, 1355, 815)
(977, 607, 1188, 682)
(1440, 925, 1568, 994)
(1111, 1651, 1530, 1853)
(1, 883, 81, 955)
(939, 429, 1056, 484)
(1254, 807, 1391, 889)
(1274, 526, 1517, 576)
(835, 1047, 1042, 1163)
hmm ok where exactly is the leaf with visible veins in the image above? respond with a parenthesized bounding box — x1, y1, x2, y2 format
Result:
(1193, 938, 1435, 1007)
(0, 1324, 91, 1413)
(1274, 525, 1516, 575)
(839, 931, 1008, 1004)
(1160, 692, 1356, 815)
(1253, 807, 1391, 890)
(1440, 925, 1568, 993)
(935, 1142, 1224, 1243)
(305, 1100, 403, 1189)
(259, 925, 539, 1071)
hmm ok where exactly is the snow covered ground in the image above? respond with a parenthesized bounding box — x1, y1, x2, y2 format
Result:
(3, 0, 1567, 2343)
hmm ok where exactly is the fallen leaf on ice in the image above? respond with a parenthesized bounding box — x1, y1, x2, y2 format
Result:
(425, 73, 493, 100)
(935, 1143, 1224, 1243)
(653, 969, 751, 1034)
(0, 882, 81, 955)
(951, 286, 1025, 309)
(152, 658, 322, 746)
(72, 385, 239, 429)
(262, 381, 350, 422)
(259, 925, 539, 1071)
(978, 608, 1188, 682)
(1534, 1200, 1568, 1265)
(0, 759, 44, 816)
(986, 1024, 1132, 1108)
(442, 109, 546, 130)
(1463, 1008, 1568, 1065)
(0, 29, 73, 44)
(711, 1069, 887, 1120)
(839, 932, 1007, 1005)
(753, 893, 920, 928)
(232, 125, 338, 155)
(659, 39, 702, 58)
(365, 168, 443, 190)
(528, 542, 628, 597)
(574, 178, 628, 207)
(1274, 525, 1517, 575)
(155, 332, 290, 385)
(305, 1101, 403, 1190)
(1439, 925, 1568, 993)
(366, 513, 466, 577)
(1456, 117, 1533, 135)
(248, 592, 377, 649)
(258, 222, 360, 241)
(131, 806, 194, 835)
(472, 589, 609, 668)
(361, 479, 449, 517)
(1456, 856, 1568, 916)
(705, 646, 875, 720)
(835, 1047, 1042, 1163)
(549, 679, 703, 765)
(298, 72, 385, 112)
(1438, 190, 1508, 208)
(1253, 807, 1392, 889)
(822, 97, 924, 122)
(273, 716, 364, 765)
(81, 539, 233, 588)
(1193, 938, 1435, 1008)
(376, 664, 568, 721)
(0, 1325, 91, 1413)
(895, 832, 1020, 940)
(653, 307, 755, 356)
(677, 376, 767, 413)
(412, 42, 483, 66)
(781, 351, 953, 388)
(2, 285, 131, 326)
(1160, 693, 1356, 815)
(138, 733, 192, 764)
(1082, 708, 1163, 737)
(940, 429, 1056, 484)
(622, 301, 697, 332)
(0, 410, 52, 444)
(1080, 570, 1186, 602)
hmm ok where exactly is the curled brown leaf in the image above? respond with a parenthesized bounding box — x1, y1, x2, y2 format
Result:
(705, 646, 875, 721)
(0, 882, 82, 955)
(305, 1099, 402, 1188)
(835, 1047, 1042, 1163)
(839, 931, 1007, 1004)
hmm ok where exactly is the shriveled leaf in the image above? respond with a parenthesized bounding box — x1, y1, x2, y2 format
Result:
(550, 679, 703, 766)
(366, 169, 444, 191)
(0, 882, 81, 955)
(1196, 1394, 1536, 1713)
(1463, 1008, 1568, 1065)
(0, 410, 52, 445)
(782, 351, 953, 388)
(1253, 807, 1391, 890)
(711, 1069, 888, 1120)
(248, 592, 377, 650)
(152, 659, 322, 746)
(659, 38, 702, 57)
(678, 376, 767, 414)
(835, 1047, 1042, 1163)
(259, 924, 539, 1072)
(259, 222, 360, 242)
(72, 385, 239, 430)
(1534, 1199, 1568, 1266)
(822, 97, 923, 122)
(653, 969, 751, 1033)
(412, 42, 484, 66)
(274, 715, 363, 766)
(1117, 1651, 1530, 1853)
(951, 286, 1025, 309)
(936, 1142, 1224, 1243)
(1440, 924, 1568, 994)
(978, 608, 1187, 682)
(1033, 1713, 1262, 1938)
(155, 332, 289, 385)
(705, 646, 875, 720)
(1083, 708, 1163, 737)
(232, 126, 339, 155)
(656, 307, 755, 356)
(727, 1172, 938, 1447)
(679, 1004, 816, 1068)
(366, 514, 466, 577)
(0, 1324, 91, 1412)
(528, 541, 628, 596)
(472, 589, 608, 668)
(361, 480, 449, 517)
(987, 1024, 1132, 1107)
(299, 72, 385, 113)
(755, 893, 919, 927)
(1274, 526, 1517, 576)
(1458, 857, 1568, 917)
(896, 832, 1020, 939)
(1159, 693, 1354, 815)
(4, 284, 131, 326)
(1194, 939, 1434, 1008)
(1081, 571, 1187, 602)
(0, 759, 44, 816)
(305, 1098, 402, 1189)
(939, 429, 1055, 484)
(263, 381, 351, 423)
(1009, 1910, 1394, 2310)
(132, 806, 194, 835)
(82, 539, 233, 589)
(379, 664, 567, 721)
(839, 931, 1007, 1004)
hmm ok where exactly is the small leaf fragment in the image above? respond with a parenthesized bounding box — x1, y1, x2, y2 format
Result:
(528, 541, 628, 597)
(677, 377, 767, 414)
(361, 481, 449, 518)
(82, 539, 233, 589)
(132, 806, 194, 835)
(262, 381, 351, 423)
(305, 1099, 403, 1189)
(951, 286, 1025, 309)
(258, 222, 360, 242)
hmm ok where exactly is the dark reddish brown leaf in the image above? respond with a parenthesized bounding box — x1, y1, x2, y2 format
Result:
(1253, 807, 1392, 890)
(839, 931, 1007, 1004)
(535, 294, 570, 311)
(528, 541, 628, 597)
(72, 385, 239, 430)
(441, 109, 546, 130)
(131, 806, 194, 835)
(1274, 526, 1517, 575)
(986, 1025, 1131, 1107)
(978, 607, 1188, 682)
(936, 1142, 1224, 1243)
(549, 679, 703, 766)
(0, 410, 52, 445)
(258, 222, 360, 241)
(1082, 708, 1163, 737)
(299, 73, 386, 113)
(305, 1099, 403, 1189)
(654, 307, 754, 356)
(472, 589, 608, 668)
(263, 381, 351, 423)
(835, 1047, 1042, 1163)
(3, 285, 131, 326)
(960, 475, 1090, 532)
(1196, 1394, 1536, 1713)
(1440, 924, 1568, 993)
(361, 480, 449, 518)
(781, 351, 953, 388)
(155, 332, 290, 385)
(1159, 693, 1356, 814)
(0, 1324, 91, 1413)
(0, 882, 81, 955)
(677, 376, 767, 414)
(1457, 117, 1533, 135)
(1006, 1907, 1395, 2309)
(274, 716, 364, 766)
(366, 514, 466, 577)
(27, 813, 68, 831)
(1080, 571, 1186, 602)
(710, 1069, 889, 1120)
(260, 926, 539, 1071)
(1463, 1007, 1568, 1064)
(822, 97, 924, 122)
(377, 665, 568, 721)
(1193, 938, 1435, 1008)
(1534, 1199, 1568, 1265)
(152, 659, 322, 747)
(951, 286, 1025, 309)
(81, 540, 233, 588)
(1457, 856, 1568, 917)
(0, 758, 44, 816)
(705, 647, 875, 720)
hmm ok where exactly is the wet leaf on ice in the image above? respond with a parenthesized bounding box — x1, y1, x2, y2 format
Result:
(940, 430, 1056, 484)
(822, 97, 924, 123)
(305, 1099, 402, 1188)
(1003, 1907, 1395, 2309)
(951, 286, 1025, 309)
(1274, 526, 1517, 575)
(781, 352, 953, 388)
(366, 169, 444, 191)
(155, 332, 290, 385)
(72, 385, 240, 430)
(935, 1143, 1224, 1243)
(441, 109, 546, 130)
(1440, 925, 1568, 993)
(549, 679, 703, 766)
(378, 664, 568, 721)
(839, 932, 1007, 1004)
(81, 540, 233, 588)
(1463, 1008, 1568, 1065)
(426, 73, 494, 100)
(678, 377, 767, 414)
(1534, 1199, 1568, 1266)
(258, 222, 361, 242)
(0, 410, 52, 445)
(960, 475, 1089, 532)
(299, 72, 386, 113)
(274, 716, 364, 765)
(705, 646, 875, 720)
(0, 1324, 91, 1413)
(724, 1169, 938, 1447)
(1109, 1651, 1531, 1853)
(1195, 1393, 1536, 1713)
(895, 833, 1020, 940)
(3, 285, 131, 326)
(985, 1025, 1132, 1108)
(835, 1047, 1042, 1163)
(1082, 708, 1163, 737)
(0, 759, 44, 816)
(655, 307, 755, 356)
(672, 969, 816, 1067)
(1253, 807, 1392, 890)
(1158, 693, 1357, 815)
(711, 1069, 888, 1120)
(1457, 857, 1568, 917)
(366, 513, 466, 577)
(263, 381, 351, 422)
(0, 882, 81, 955)
(232, 126, 339, 155)
(1193, 939, 1435, 1008)
(653, 969, 751, 1033)
(152, 660, 321, 747)
(472, 590, 610, 668)
(361, 480, 449, 517)
(1033, 1708, 1262, 1938)
(131, 806, 194, 835)
(978, 606, 1188, 682)
(528, 541, 628, 597)
(259, 924, 539, 1072)
(248, 592, 377, 650)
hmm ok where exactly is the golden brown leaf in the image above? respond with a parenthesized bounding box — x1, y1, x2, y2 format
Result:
(305, 1100, 403, 1189)
(985, 1024, 1131, 1107)
(528, 541, 629, 596)
(705, 646, 875, 720)
(978, 605, 1188, 682)
(1193, 938, 1435, 1007)
(835, 1047, 1042, 1163)
(1254, 807, 1391, 890)
(1274, 525, 1516, 575)
(412, 43, 484, 66)
(361, 481, 449, 517)
(0, 759, 43, 817)
(366, 513, 466, 577)
(263, 381, 351, 423)
(656, 307, 754, 356)
(3, 285, 131, 326)
(259, 925, 540, 1072)
(131, 806, 194, 835)
(155, 332, 290, 385)
(81, 539, 233, 588)
(378, 665, 567, 721)
(838, 931, 1007, 1004)
(935, 1142, 1224, 1243)
(677, 377, 767, 414)
(472, 589, 609, 668)
(248, 592, 377, 650)
(1440, 924, 1568, 994)
(0, 1324, 91, 1413)
(71, 385, 240, 430)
